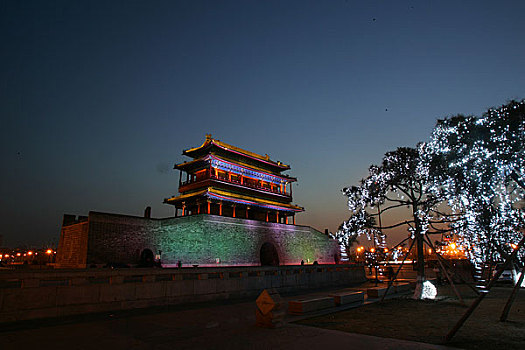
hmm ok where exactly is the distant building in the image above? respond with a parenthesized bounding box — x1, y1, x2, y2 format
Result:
(56, 135, 339, 268)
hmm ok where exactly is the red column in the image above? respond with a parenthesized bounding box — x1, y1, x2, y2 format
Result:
(219, 202, 223, 216)
(232, 205, 236, 218)
(207, 200, 211, 214)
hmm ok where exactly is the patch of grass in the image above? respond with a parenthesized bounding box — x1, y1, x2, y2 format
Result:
(295, 285, 525, 349)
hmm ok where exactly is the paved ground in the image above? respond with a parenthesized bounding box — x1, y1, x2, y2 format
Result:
(0, 283, 459, 350)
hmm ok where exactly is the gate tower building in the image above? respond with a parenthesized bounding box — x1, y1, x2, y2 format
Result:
(165, 134, 303, 224)
(56, 135, 339, 268)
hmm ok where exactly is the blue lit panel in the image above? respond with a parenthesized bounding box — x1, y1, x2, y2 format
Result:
(208, 155, 288, 185)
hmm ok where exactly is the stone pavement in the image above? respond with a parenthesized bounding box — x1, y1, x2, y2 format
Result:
(0, 285, 459, 350)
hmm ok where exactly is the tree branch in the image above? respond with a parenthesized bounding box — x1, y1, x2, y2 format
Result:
(429, 209, 463, 218)
(368, 202, 410, 213)
(510, 171, 525, 190)
(376, 220, 416, 230)
(384, 196, 410, 204)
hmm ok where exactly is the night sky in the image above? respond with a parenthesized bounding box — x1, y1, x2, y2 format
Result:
(1, 0, 524, 247)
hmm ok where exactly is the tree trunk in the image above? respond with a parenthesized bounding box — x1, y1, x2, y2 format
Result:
(424, 234, 465, 306)
(413, 232, 426, 298)
(412, 207, 426, 299)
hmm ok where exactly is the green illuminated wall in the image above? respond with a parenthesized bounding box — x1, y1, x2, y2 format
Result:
(83, 212, 339, 267)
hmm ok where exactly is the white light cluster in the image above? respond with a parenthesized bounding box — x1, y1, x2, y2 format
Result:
(424, 99, 525, 273)
(339, 99, 524, 293)
(422, 281, 437, 299)
(338, 146, 445, 264)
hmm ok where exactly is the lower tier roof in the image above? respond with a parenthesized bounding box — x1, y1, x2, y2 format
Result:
(164, 187, 304, 213)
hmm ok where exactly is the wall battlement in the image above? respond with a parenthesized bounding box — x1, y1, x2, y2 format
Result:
(62, 214, 88, 226)
(56, 212, 340, 269)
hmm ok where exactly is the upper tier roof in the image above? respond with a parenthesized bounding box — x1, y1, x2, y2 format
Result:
(182, 134, 290, 172)
(174, 154, 297, 182)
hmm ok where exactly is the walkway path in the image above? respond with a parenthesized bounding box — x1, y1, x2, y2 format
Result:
(0, 283, 458, 350)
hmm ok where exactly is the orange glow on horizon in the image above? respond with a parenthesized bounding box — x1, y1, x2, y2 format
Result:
(441, 241, 466, 259)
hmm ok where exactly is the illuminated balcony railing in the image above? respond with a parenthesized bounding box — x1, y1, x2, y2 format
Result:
(180, 174, 291, 197)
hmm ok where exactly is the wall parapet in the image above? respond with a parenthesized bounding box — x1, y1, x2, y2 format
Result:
(0, 264, 365, 323)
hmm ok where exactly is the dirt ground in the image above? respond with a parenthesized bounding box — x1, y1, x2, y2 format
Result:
(295, 284, 525, 350)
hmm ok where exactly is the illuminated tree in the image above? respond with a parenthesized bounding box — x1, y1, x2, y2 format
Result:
(333, 210, 374, 261)
(424, 100, 525, 276)
(340, 147, 448, 298)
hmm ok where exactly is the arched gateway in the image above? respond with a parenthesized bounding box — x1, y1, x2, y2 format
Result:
(260, 242, 280, 266)
(140, 249, 154, 267)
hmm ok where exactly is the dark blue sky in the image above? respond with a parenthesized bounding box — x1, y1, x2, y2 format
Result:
(1, 0, 524, 247)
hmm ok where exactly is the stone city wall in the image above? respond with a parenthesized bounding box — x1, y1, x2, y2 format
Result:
(0, 265, 366, 323)
(58, 212, 340, 268)
(56, 221, 89, 269)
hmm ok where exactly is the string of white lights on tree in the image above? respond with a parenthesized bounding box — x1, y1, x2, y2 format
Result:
(424, 99, 525, 282)
(338, 99, 524, 297)
(338, 147, 451, 299)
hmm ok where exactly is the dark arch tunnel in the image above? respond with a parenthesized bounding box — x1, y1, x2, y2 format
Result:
(260, 242, 280, 266)
(139, 248, 154, 267)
